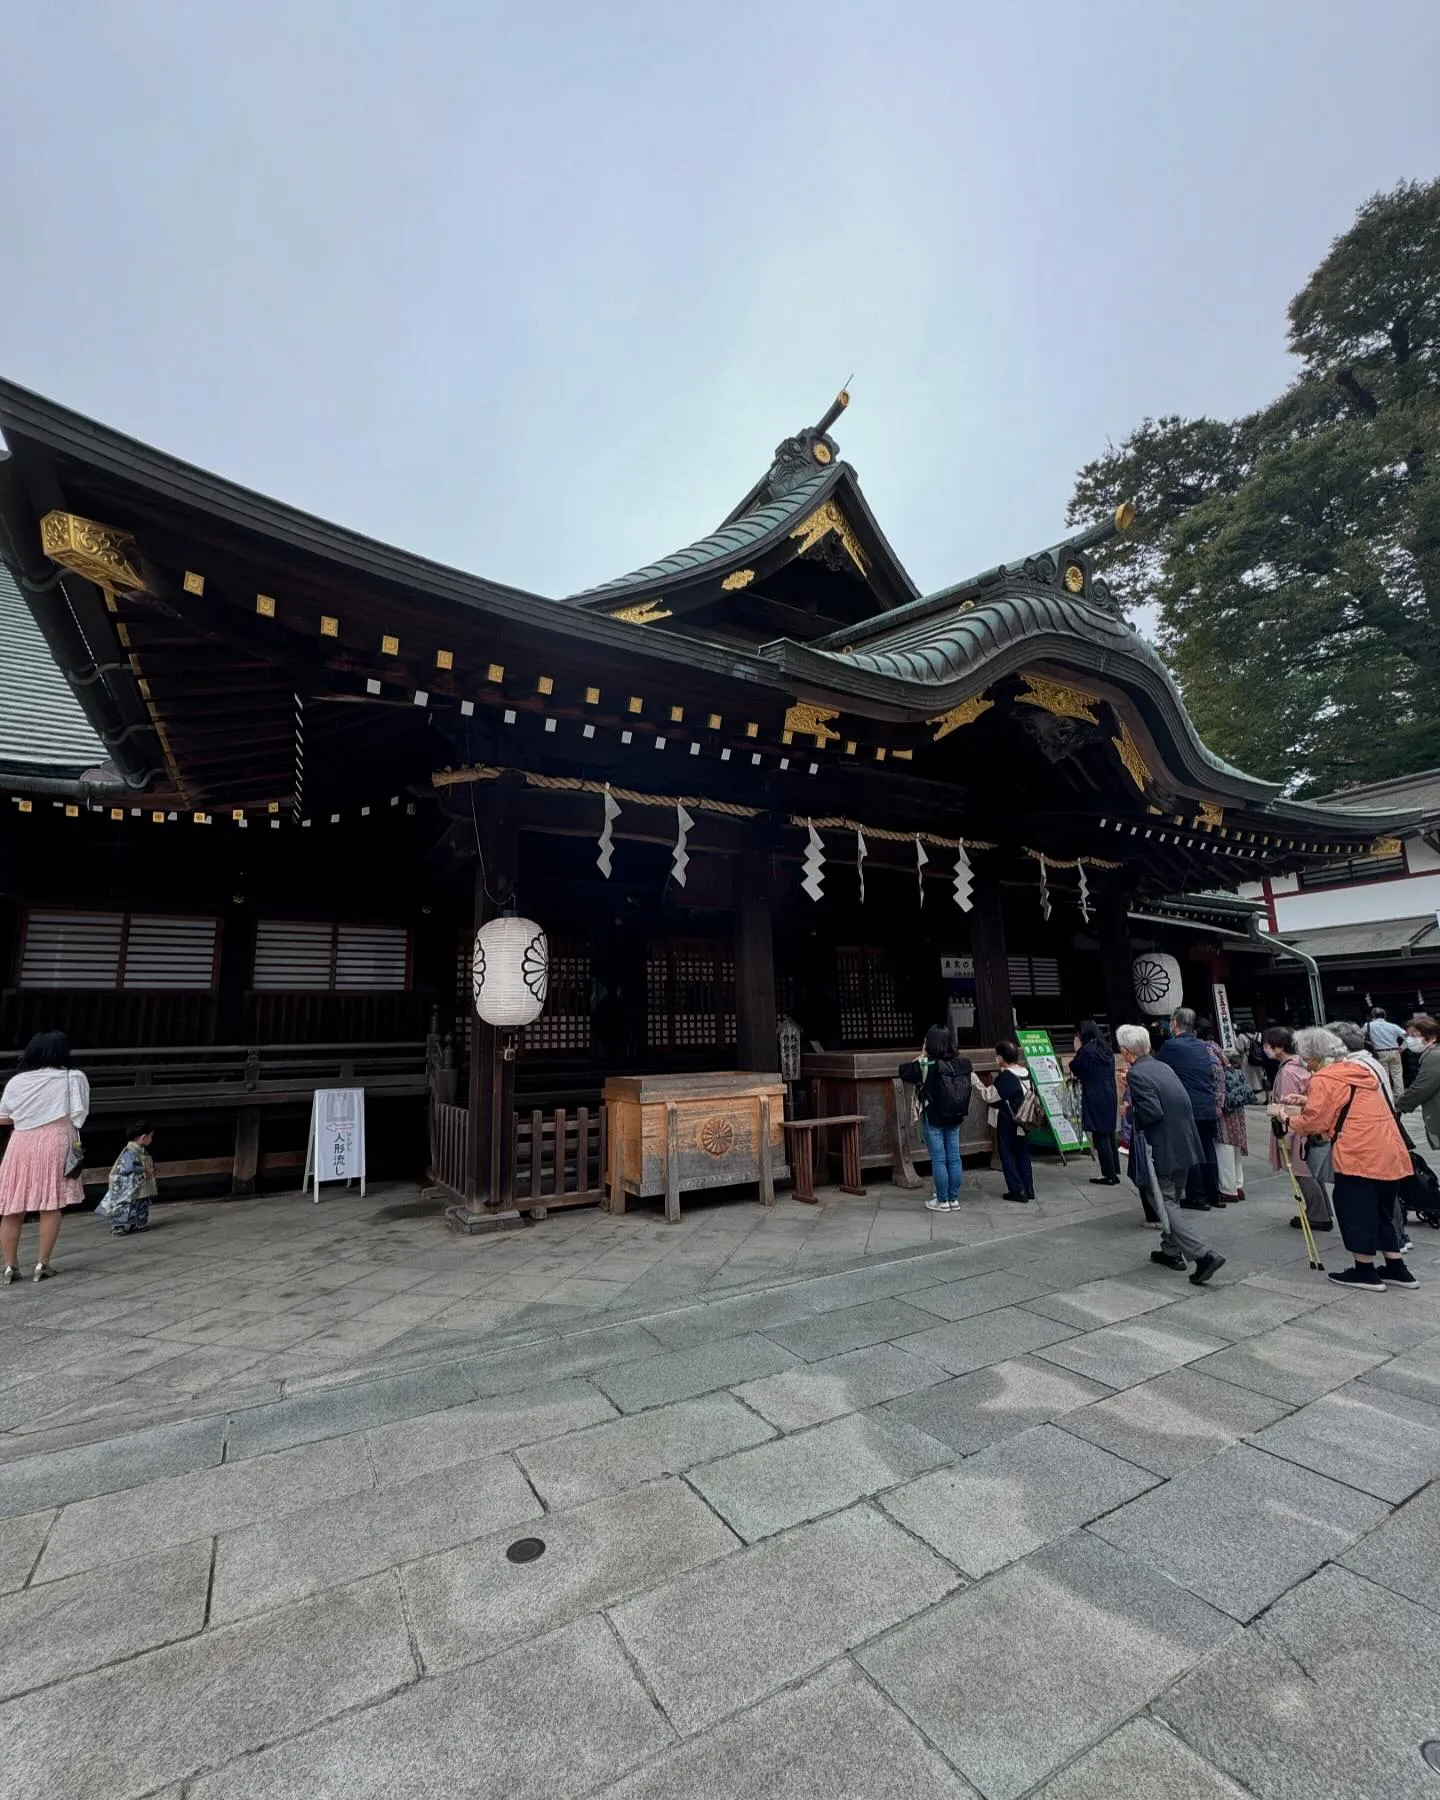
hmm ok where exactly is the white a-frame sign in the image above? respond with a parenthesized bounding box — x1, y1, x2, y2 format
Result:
(303, 1087, 367, 1203)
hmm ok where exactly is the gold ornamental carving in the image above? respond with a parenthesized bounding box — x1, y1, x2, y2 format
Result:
(721, 568, 756, 590)
(1371, 835, 1403, 858)
(610, 599, 673, 625)
(39, 511, 145, 594)
(1196, 801, 1224, 829)
(1062, 563, 1085, 593)
(699, 1115, 736, 1157)
(782, 702, 841, 747)
(1016, 674, 1100, 725)
(1112, 721, 1151, 792)
(790, 498, 869, 575)
(928, 694, 993, 741)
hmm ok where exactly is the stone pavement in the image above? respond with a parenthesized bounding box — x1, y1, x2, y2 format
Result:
(2, 1140, 1440, 1796)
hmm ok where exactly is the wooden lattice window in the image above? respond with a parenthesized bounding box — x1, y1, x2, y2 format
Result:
(522, 940, 591, 1053)
(17, 910, 220, 991)
(253, 921, 409, 991)
(1008, 955, 1062, 998)
(836, 946, 916, 1045)
(647, 937, 736, 1050)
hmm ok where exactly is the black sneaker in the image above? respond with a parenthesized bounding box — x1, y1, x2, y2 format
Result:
(1290, 1216, 1334, 1231)
(1383, 1259, 1419, 1290)
(1005, 1193, 1031, 1204)
(1327, 1264, 1385, 1293)
(1180, 1201, 1212, 1211)
(1150, 1250, 1187, 1271)
(1190, 1253, 1226, 1286)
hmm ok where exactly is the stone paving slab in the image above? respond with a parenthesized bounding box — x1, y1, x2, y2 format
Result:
(365, 1378, 617, 1485)
(36, 1433, 374, 1582)
(857, 1531, 1233, 1800)
(1031, 1317, 1229, 1389)
(761, 1297, 943, 1362)
(881, 1423, 1159, 1576)
(1132, 1283, 1323, 1342)
(896, 1269, 1060, 1323)
(464, 1321, 670, 1397)
(1154, 1564, 1440, 1800)
(733, 1341, 948, 1433)
(0, 1539, 211, 1700)
(189, 1615, 673, 1800)
(1359, 1334, 1440, 1406)
(1341, 1476, 1440, 1611)
(894, 1306, 1079, 1375)
(1032, 1717, 1252, 1799)
(610, 1504, 960, 1736)
(1248, 1381, 1440, 1502)
(882, 1356, 1112, 1454)
(0, 1571, 415, 1800)
(638, 1288, 823, 1350)
(687, 1410, 951, 1541)
(1057, 1365, 1295, 1476)
(1021, 1275, 1177, 1330)
(592, 1333, 801, 1413)
(1196, 1321, 1390, 1404)
(223, 1360, 479, 1459)
(592, 1659, 980, 1799)
(0, 1509, 52, 1594)
(0, 1414, 226, 1518)
(211, 1451, 543, 1622)
(515, 1393, 775, 1509)
(1089, 1442, 1390, 1621)
(403, 1479, 737, 1673)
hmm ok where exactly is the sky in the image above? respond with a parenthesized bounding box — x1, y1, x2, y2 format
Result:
(3, 0, 1438, 604)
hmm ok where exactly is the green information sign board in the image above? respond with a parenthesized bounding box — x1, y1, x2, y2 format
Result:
(1016, 1028, 1087, 1158)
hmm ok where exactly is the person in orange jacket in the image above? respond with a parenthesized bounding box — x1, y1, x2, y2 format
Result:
(1271, 1036, 1417, 1295)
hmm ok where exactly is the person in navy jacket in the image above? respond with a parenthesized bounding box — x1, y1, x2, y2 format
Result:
(1157, 1008, 1223, 1209)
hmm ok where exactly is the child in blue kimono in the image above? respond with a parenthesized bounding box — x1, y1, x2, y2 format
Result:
(99, 1121, 157, 1235)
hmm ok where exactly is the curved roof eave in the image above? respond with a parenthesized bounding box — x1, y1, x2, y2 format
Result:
(567, 465, 842, 607)
(761, 587, 1426, 832)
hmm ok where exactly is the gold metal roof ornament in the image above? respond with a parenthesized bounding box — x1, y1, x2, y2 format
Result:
(1016, 675, 1100, 725)
(928, 694, 994, 741)
(1112, 721, 1151, 792)
(610, 599, 673, 624)
(790, 498, 869, 575)
(782, 702, 841, 747)
(39, 511, 145, 596)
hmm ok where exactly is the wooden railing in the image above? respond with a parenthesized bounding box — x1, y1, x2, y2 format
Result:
(80, 1040, 428, 1112)
(513, 1105, 608, 1210)
(429, 1100, 468, 1197)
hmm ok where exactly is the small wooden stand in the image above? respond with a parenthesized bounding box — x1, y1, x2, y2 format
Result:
(603, 1072, 786, 1223)
(783, 1113, 866, 1205)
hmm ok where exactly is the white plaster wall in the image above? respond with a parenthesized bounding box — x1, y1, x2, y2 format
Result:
(1270, 869, 1440, 931)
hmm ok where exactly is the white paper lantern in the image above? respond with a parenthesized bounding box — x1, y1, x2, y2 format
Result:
(472, 917, 548, 1028)
(1132, 952, 1183, 1017)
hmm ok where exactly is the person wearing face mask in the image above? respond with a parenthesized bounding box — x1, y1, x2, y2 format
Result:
(1402, 1022, 1429, 1091)
(1398, 1016, 1440, 1147)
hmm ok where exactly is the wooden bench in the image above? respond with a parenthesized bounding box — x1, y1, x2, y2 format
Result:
(783, 1114, 866, 1205)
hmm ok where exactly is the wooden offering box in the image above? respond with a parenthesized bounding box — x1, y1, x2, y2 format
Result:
(802, 1050, 1001, 1187)
(603, 1072, 788, 1223)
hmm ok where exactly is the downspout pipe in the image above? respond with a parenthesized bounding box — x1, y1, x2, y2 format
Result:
(1248, 915, 1325, 1026)
(0, 765, 131, 801)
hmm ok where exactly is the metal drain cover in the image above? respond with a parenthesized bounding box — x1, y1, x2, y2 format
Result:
(506, 1537, 546, 1564)
(1422, 1741, 1440, 1771)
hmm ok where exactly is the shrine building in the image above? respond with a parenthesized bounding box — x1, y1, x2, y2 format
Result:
(0, 381, 1417, 1215)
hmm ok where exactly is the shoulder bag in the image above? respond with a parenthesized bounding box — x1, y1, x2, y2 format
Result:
(62, 1072, 85, 1181)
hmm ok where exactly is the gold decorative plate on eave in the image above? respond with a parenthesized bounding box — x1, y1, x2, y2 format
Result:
(40, 511, 145, 594)
(1016, 674, 1100, 725)
(610, 600, 673, 624)
(790, 498, 869, 576)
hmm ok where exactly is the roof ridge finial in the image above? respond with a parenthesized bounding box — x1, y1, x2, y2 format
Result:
(814, 381, 852, 438)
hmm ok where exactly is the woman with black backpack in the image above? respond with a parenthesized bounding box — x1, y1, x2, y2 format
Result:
(900, 1026, 973, 1212)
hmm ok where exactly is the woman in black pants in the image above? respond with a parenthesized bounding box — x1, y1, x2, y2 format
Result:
(975, 1041, 1036, 1202)
(1071, 1020, 1121, 1185)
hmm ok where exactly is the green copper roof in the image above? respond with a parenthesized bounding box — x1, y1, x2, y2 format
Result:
(0, 562, 106, 773)
(569, 466, 837, 606)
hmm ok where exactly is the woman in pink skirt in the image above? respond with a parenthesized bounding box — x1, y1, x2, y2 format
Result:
(0, 1032, 90, 1284)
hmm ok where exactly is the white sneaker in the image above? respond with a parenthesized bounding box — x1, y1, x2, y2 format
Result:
(946, 1200, 962, 1209)
(924, 1198, 946, 1212)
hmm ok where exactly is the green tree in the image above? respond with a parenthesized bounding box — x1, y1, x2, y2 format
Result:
(1069, 178, 1440, 795)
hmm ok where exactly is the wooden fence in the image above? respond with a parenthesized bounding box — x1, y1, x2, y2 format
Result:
(426, 1100, 608, 1214)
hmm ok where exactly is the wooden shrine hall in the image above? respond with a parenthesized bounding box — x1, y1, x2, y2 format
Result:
(0, 380, 1418, 1219)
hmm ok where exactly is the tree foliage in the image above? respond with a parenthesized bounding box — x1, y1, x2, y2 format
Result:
(1069, 178, 1440, 795)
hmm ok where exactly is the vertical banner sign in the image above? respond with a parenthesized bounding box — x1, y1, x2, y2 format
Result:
(303, 1088, 367, 1203)
(1015, 1029, 1086, 1158)
(1211, 983, 1238, 1055)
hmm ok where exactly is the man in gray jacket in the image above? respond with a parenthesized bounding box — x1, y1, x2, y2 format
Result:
(1118, 1024, 1226, 1285)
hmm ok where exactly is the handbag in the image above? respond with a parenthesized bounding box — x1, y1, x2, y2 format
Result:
(1009, 1076, 1044, 1135)
(62, 1072, 84, 1181)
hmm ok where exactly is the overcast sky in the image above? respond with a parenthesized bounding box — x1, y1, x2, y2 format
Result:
(4, 0, 1437, 603)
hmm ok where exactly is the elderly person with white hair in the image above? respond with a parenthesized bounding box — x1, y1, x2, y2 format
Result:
(1116, 1024, 1226, 1286)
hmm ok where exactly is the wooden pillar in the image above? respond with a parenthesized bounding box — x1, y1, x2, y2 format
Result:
(971, 879, 1013, 1046)
(464, 783, 518, 1210)
(734, 844, 777, 1072)
(1098, 890, 1136, 1032)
